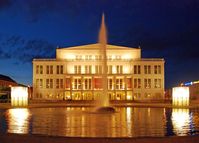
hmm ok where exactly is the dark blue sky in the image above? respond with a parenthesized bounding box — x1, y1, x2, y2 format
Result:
(0, 0, 199, 88)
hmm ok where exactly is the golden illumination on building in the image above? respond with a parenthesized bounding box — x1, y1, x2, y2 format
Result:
(11, 86, 28, 107)
(33, 43, 164, 101)
(6, 108, 30, 134)
(172, 87, 189, 106)
(172, 109, 190, 136)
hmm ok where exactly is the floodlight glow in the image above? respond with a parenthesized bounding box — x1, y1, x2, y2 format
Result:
(11, 86, 28, 107)
(172, 87, 189, 106)
(172, 109, 190, 136)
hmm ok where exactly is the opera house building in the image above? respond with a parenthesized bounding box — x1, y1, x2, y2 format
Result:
(33, 43, 165, 101)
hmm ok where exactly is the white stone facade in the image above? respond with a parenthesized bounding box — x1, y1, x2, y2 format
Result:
(33, 43, 164, 101)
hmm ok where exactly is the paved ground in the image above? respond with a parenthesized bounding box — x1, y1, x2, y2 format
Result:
(0, 133, 198, 143)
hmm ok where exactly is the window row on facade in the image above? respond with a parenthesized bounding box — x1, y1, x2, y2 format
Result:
(75, 55, 124, 60)
(36, 65, 63, 74)
(35, 64, 162, 75)
(35, 78, 162, 90)
(34, 91, 163, 100)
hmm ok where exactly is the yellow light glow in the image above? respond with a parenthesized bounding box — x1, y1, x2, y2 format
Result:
(7, 108, 30, 134)
(172, 109, 190, 136)
(11, 86, 28, 107)
(66, 54, 75, 60)
(172, 87, 189, 106)
(122, 54, 131, 60)
(126, 95, 132, 100)
(112, 66, 117, 74)
(123, 66, 130, 74)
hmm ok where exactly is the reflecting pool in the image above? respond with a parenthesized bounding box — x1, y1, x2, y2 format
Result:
(0, 107, 199, 137)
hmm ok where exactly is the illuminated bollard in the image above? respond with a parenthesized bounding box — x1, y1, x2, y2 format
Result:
(11, 86, 28, 107)
(172, 87, 189, 107)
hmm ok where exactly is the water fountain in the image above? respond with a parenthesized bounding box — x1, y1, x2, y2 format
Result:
(95, 14, 115, 113)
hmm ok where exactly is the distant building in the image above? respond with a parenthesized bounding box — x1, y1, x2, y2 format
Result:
(0, 74, 17, 101)
(0, 74, 17, 88)
(33, 44, 165, 101)
(181, 81, 199, 100)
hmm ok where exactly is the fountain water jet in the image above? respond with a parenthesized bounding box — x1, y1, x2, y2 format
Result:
(95, 14, 115, 113)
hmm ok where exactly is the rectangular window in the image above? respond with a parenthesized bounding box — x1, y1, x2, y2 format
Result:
(144, 78, 151, 88)
(74, 78, 81, 89)
(154, 65, 161, 74)
(116, 65, 123, 74)
(46, 79, 50, 89)
(36, 65, 39, 74)
(116, 78, 123, 90)
(57, 65, 60, 74)
(158, 65, 161, 74)
(50, 79, 53, 88)
(56, 79, 59, 89)
(85, 65, 88, 74)
(40, 65, 43, 74)
(89, 65, 92, 74)
(36, 79, 39, 88)
(46, 65, 49, 74)
(134, 65, 141, 74)
(99, 65, 102, 74)
(60, 79, 63, 88)
(78, 65, 81, 74)
(60, 65, 63, 74)
(84, 78, 91, 90)
(154, 79, 161, 88)
(108, 78, 113, 90)
(39, 79, 43, 88)
(50, 65, 53, 74)
(134, 78, 141, 88)
(144, 65, 151, 74)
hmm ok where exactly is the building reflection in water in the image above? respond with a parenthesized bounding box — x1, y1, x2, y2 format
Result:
(30, 107, 167, 137)
(6, 108, 30, 134)
(172, 109, 190, 136)
(2, 107, 199, 137)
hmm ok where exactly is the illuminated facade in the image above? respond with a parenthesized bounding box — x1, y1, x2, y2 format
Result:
(33, 43, 164, 101)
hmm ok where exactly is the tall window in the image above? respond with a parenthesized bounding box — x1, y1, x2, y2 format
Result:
(116, 78, 123, 90)
(95, 65, 102, 74)
(74, 78, 81, 89)
(154, 79, 161, 88)
(57, 65, 60, 74)
(46, 79, 50, 88)
(144, 65, 151, 74)
(56, 79, 64, 89)
(46, 65, 49, 74)
(56, 79, 59, 89)
(40, 65, 43, 74)
(85, 65, 92, 74)
(108, 78, 113, 90)
(57, 65, 63, 74)
(144, 78, 151, 88)
(74, 65, 81, 74)
(134, 65, 141, 74)
(39, 79, 43, 88)
(154, 65, 161, 74)
(50, 79, 53, 88)
(36, 65, 39, 74)
(36, 79, 39, 88)
(134, 78, 141, 88)
(84, 78, 91, 90)
(116, 65, 123, 74)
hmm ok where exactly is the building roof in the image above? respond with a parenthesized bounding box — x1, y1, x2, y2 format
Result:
(57, 43, 139, 50)
(0, 74, 16, 83)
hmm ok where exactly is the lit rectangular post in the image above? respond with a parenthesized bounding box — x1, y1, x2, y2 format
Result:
(11, 86, 28, 107)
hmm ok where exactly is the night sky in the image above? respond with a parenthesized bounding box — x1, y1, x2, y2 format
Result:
(0, 0, 199, 89)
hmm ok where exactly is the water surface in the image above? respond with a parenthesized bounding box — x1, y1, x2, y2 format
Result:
(0, 107, 199, 137)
